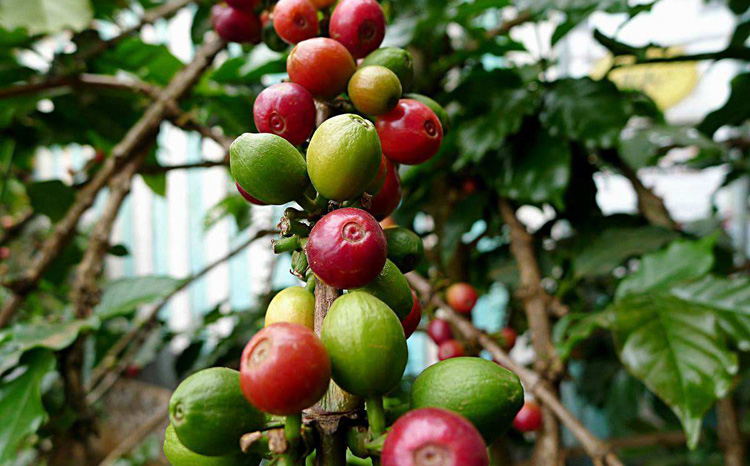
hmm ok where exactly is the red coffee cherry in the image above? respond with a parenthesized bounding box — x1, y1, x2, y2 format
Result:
(446, 282, 478, 314)
(367, 158, 401, 220)
(401, 290, 422, 339)
(287, 38, 356, 100)
(226, 0, 262, 11)
(211, 4, 262, 44)
(236, 182, 267, 206)
(438, 339, 465, 361)
(0, 247, 9, 261)
(427, 319, 453, 345)
(513, 401, 543, 433)
(382, 407, 489, 466)
(307, 208, 387, 289)
(376, 99, 443, 165)
(500, 327, 517, 351)
(253, 82, 316, 146)
(240, 323, 331, 415)
(273, 0, 319, 44)
(329, 0, 386, 59)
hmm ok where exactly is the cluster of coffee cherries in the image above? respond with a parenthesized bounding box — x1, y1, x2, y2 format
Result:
(164, 1, 529, 465)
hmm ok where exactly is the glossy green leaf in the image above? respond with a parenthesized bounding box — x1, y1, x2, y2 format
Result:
(94, 38, 183, 86)
(496, 128, 571, 209)
(0, 350, 56, 461)
(573, 226, 679, 277)
(554, 310, 613, 361)
(671, 275, 750, 351)
(0, 317, 98, 375)
(699, 73, 750, 136)
(541, 78, 633, 150)
(615, 236, 715, 299)
(95, 276, 183, 319)
(211, 48, 286, 85)
(440, 193, 487, 263)
(612, 294, 737, 448)
(204, 193, 252, 232)
(26, 180, 75, 222)
(0, 0, 92, 34)
(619, 125, 724, 170)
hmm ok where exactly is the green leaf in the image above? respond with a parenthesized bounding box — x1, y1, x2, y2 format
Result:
(0, 350, 56, 462)
(453, 0, 510, 22)
(204, 193, 252, 231)
(440, 193, 487, 263)
(573, 226, 679, 277)
(611, 294, 737, 448)
(615, 236, 715, 300)
(554, 310, 613, 361)
(0, 0, 93, 34)
(211, 48, 286, 85)
(94, 38, 183, 86)
(108, 244, 130, 257)
(671, 275, 750, 351)
(0, 318, 99, 375)
(541, 78, 633, 150)
(95, 276, 183, 319)
(698, 73, 750, 136)
(496, 128, 571, 209)
(619, 125, 724, 170)
(141, 172, 166, 197)
(26, 180, 75, 222)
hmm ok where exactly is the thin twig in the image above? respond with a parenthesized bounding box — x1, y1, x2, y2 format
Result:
(139, 159, 229, 174)
(96, 406, 169, 466)
(0, 211, 34, 247)
(717, 396, 746, 465)
(407, 272, 624, 466)
(499, 198, 562, 465)
(86, 228, 275, 400)
(0, 35, 226, 328)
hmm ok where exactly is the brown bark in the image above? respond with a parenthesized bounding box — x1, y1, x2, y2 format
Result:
(717, 398, 746, 466)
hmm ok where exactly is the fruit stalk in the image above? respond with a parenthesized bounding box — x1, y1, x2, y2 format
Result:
(365, 396, 386, 437)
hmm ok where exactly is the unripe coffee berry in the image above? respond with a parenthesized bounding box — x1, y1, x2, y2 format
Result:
(273, 0, 319, 44)
(348, 66, 402, 116)
(236, 182, 267, 206)
(253, 82, 316, 146)
(382, 407, 489, 466)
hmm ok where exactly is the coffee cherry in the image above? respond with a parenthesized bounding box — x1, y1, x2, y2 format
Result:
(376, 99, 443, 165)
(382, 407, 489, 466)
(253, 83, 316, 146)
(309, 0, 337, 7)
(211, 4, 262, 44)
(124, 365, 141, 378)
(500, 327, 517, 351)
(236, 182, 267, 206)
(446, 282, 478, 314)
(0, 247, 9, 261)
(226, 0, 262, 11)
(380, 216, 397, 228)
(361, 47, 414, 91)
(307, 208, 387, 289)
(438, 339, 465, 361)
(513, 401, 543, 433)
(401, 290, 422, 339)
(366, 154, 388, 195)
(329, 0, 386, 59)
(265, 286, 315, 329)
(287, 38, 356, 100)
(348, 66, 402, 116)
(273, 0, 319, 44)
(240, 323, 331, 415)
(427, 319, 453, 345)
(368, 159, 401, 220)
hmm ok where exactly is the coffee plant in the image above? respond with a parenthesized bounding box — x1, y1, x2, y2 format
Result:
(0, 0, 749, 465)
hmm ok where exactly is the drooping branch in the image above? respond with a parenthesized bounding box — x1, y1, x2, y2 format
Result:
(498, 198, 562, 466)
(96, 407, 169, 466)
(0, 35, 226, 328)
(139, 159, 229, 174)
(407, 272, 625, 466)
(86, 228, 275, 402)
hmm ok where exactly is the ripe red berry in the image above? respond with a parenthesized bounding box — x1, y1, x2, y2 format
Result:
(94, 149, 105, 163)
(307, 208, 387, 289)
(124, 365, 142, 378)
(329, 0, 386, 59)
(513, 401, 543, 433)
(0, 216, 13, 229)
(500, 327, 517, 351)
(240, 323, 331, 415)
(368, 159, 401, 220)
(376, 99, 443, 165)
(438, 339, 465, 361)
(253, 83, 316, 146)
(226, 0, 262, 11)
(287, 38, 356, 100)
(401, 290, 422, 339)
(0, 247, 9, 261)
(427, 319, 453, 345)
(273, 0, 319, 44)
(211, 4, 262, 44)
(446, 282, 478, 314)
(236, 182, 267, 206)
(382, 407, 489, 466)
